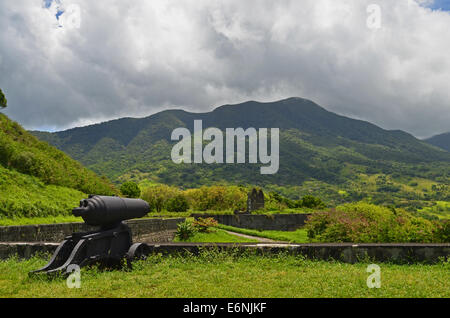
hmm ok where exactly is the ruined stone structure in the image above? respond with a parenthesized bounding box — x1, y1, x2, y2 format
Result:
(247, 188, 265, 212)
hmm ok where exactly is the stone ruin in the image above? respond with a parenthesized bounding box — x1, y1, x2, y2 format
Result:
(234, 188, 264, 214)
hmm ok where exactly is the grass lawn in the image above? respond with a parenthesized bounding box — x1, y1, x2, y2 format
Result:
(218, 224, 309, 243)
(173, 228, 259, 243)
(0, 253, 448, 298)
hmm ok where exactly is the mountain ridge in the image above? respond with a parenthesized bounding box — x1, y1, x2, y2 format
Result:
(30, 97, 450, 191)
(425, 132, 450, 152)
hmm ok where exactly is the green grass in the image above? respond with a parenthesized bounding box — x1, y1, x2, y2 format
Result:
(1, 253, 448, 298)
(0, 165, 87, 219)
(173, 228, 259, 243)
(0, 113, 116, 196)
(0, 215, 83, 226)
(218, 225, 309, 243)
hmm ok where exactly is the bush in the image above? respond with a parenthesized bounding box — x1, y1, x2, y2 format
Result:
(297, 195, 325, 209)
(120, 181, 141, 198)
(305, 202, 439, 243)
(184, 186, 247, 211)
(265, 191, 296, 210)
(141, 185, 181, 212)
(176, 221, 197, 241)
(192, 217, 219, 233)
(166, 194, 189, 212)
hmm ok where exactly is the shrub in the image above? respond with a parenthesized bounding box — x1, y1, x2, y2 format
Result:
(176, 221, 197, 241)
(192, 217, 219, 233)
(166, 194, 189, 212)
(305, 202, 439, 243)
(265, 191, 296, 210)
(141, 185, 180, 212)
(120, 181, 141, 198)
(184, 186, 247, 211)
(297, 195, 326, 209)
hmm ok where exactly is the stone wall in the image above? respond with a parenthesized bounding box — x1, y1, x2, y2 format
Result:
(144, 243, 450, 264)
(0, 218, 185, 243)
(2, 242, 449, 264)
(192, 214, 311, 231)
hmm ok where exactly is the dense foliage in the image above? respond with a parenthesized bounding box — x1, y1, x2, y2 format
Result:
(141, 185, 249, 212)
(305, 203, 447, 243)
(120, 181, 140, 198)
(166, 194, 189, 212)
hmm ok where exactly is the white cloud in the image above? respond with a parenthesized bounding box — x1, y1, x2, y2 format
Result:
(0, 0, 449, 138)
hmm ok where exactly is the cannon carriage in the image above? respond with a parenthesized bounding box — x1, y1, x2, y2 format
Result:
(30, 195, 153, 276)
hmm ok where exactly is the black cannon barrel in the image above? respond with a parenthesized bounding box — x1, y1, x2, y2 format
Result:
(73, 195, 150, 226)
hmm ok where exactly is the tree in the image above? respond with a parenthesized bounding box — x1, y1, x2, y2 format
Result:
(0, 88, 6, 108)
(120, 181, 141, 198)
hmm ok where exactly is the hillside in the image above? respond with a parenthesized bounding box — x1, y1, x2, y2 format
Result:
(0, 113, 117, 218)
(31, 98, 450, 207)
(425, 132, 450, 152)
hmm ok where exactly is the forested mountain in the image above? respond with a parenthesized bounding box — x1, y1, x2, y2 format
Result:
(425, 132, 450, 152)
(31, 98, 449, 196)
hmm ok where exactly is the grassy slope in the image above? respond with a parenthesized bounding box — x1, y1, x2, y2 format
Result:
(0, 113, 116, 195)
(0, 113, 118, 219)
(1, 254, 448, 298)
(0, 165, 86, 218)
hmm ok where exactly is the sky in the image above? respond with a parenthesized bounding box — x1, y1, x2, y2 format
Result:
(0, 0, 449, 139)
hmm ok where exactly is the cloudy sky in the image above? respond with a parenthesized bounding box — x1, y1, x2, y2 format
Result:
(0, 0, 449, 138)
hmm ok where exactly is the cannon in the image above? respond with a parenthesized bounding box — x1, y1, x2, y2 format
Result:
(30, 195, 152, 276)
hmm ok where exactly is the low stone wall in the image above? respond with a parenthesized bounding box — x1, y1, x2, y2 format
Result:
(191, 213, 311, 231)
(0, 242, 59, 260)
(0, 218, 185, 243)
(146, 243, 450, 264)
(1, 242, 449, 264)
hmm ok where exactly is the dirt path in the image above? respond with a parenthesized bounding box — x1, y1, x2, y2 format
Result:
(224, 230, 285, 243)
